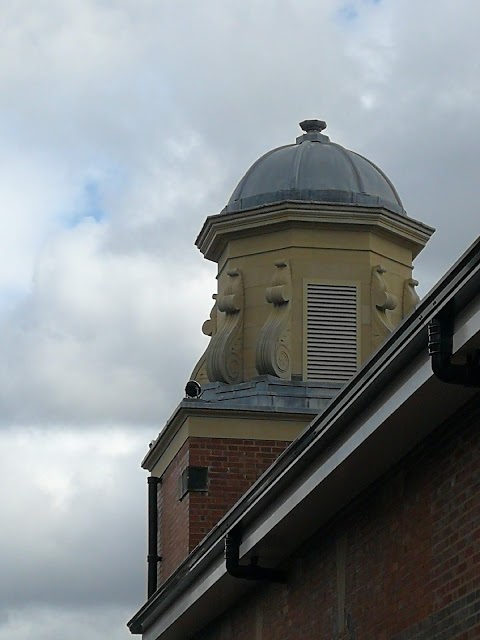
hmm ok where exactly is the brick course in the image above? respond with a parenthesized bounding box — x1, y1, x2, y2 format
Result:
(193, 400, 480, 640)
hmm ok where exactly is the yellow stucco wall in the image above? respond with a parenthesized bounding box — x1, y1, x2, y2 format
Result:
(213, 226, 415, 380)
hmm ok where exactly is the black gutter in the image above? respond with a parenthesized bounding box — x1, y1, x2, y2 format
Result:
(129, 237, 480, 635)
(147, 476, 161, 599)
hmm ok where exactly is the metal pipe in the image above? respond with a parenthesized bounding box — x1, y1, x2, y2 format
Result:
(224, 530, 285, 582)
(147, 476, 161, 598)
(428, 313, 480, 387)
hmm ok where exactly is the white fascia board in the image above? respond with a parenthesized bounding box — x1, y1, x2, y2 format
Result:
(239, 353, 431, 556)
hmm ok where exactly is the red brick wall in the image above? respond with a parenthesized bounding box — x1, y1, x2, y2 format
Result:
(157, 440, 190, 583)
(188, 438, 289, 550)
(193, 400, 480, 640)
(157, 437, 290, 583)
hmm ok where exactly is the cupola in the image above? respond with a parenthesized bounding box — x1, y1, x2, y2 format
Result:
(194, 121, 434, 384)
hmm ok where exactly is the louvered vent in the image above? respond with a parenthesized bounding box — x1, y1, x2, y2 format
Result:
(306, 283, 358, 382)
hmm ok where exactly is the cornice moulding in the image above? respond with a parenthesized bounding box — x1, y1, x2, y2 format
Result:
(196, 202, 435, 263)
(142, 401, 318, 472)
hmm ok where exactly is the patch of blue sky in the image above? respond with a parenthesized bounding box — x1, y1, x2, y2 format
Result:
(0, 287, 29, 317)
(335, 0, 382, 25)
(64, 179, 106, 228)
(337, 4, 359, 22)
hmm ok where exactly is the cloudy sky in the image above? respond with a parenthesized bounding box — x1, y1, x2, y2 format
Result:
(1, 1, 479, 638)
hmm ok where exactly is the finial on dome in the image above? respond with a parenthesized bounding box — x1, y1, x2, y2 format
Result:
(299, 119, 327, 133)
(296, 119, 329, 144)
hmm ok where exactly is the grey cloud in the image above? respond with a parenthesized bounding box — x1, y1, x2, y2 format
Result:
(341, 0, 480, 280)
(0, 604, 135, 640)
(0, 243, 215, 426)
(0, 429, 148, 609)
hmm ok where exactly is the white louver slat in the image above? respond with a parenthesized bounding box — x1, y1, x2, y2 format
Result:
(306, 283, 358, 381)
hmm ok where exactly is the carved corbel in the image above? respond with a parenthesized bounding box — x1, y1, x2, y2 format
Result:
(255, 260, 292, 379)
(402, 278, 420, 318)
(190, 295, 218, 384)
(205, 269, 244, 384)
(371, 264, 397, 349)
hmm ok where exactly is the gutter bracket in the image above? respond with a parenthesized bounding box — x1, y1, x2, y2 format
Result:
(428, 306, 480, 387)
(224, 529, 286, 583)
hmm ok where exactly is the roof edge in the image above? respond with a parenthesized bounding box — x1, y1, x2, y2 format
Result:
(129, 236, 480, 637)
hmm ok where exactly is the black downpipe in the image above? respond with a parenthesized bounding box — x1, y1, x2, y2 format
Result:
(147, 476, 162, 598)
(428, 311, 480, 387)
(224, 530, 286, 582)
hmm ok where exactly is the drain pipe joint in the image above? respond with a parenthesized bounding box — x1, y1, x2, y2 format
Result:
(428, 310, 480, 387)
(225, 529, 286, 582)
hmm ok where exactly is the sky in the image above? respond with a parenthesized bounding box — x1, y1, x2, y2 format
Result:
(1, 1, 479, 638)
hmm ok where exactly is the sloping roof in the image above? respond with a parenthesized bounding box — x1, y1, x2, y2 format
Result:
(129, 236, 480, 639)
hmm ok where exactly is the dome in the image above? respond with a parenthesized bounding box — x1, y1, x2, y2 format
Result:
(224, 120, 405, 215)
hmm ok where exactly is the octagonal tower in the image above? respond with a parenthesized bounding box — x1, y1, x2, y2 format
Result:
(194, 120, 434, 384)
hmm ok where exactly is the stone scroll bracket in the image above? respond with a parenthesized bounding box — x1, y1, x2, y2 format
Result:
(403, 277, 420, 318)
(190, 295, 218, 384)
(205, 269, 244, 384)
(202, 294, 218, 338)
(255, 260, 292, 380)
(371, 264, 398, 350)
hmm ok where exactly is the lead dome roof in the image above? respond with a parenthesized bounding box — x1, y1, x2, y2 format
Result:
(224, 120, 405, 215)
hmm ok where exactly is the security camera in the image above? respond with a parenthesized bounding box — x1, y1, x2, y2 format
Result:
(185, 380, 202, 398)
